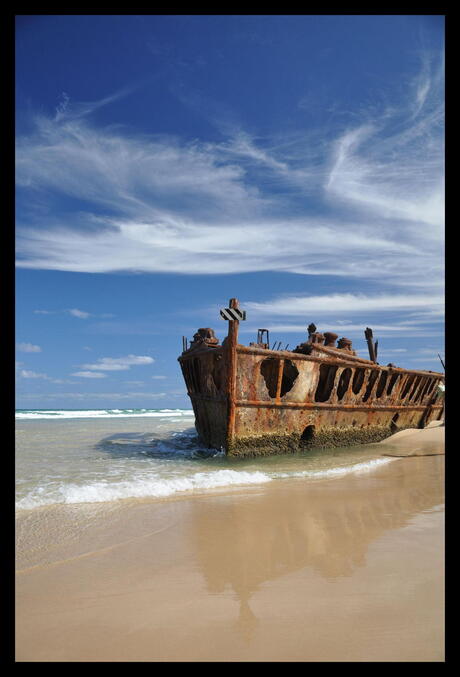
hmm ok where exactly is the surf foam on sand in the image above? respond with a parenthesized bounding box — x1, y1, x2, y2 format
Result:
(16, 458, 397, 510)
(15, 420, 443, 511)
(16, 408, 195, 420)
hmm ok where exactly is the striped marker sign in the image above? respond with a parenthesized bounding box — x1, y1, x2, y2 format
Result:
(220, 307, 246, 321)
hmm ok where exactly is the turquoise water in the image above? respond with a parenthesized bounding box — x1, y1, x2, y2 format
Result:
(16, 409, 395, 510)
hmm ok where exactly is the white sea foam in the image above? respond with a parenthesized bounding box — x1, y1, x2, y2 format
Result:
(16, 409, 195, 420)
(273, 457, 394, 480)
(15, 458, 396, 511)
(16, 470, 272, 509)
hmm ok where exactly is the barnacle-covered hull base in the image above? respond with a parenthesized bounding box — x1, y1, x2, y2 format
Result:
(178, 314, 444, 458)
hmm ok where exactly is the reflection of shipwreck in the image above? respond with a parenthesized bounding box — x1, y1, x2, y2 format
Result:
(178, 298, 444, 456)
(190, 456, 444, 639)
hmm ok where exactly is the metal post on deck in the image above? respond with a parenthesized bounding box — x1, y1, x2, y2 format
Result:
(364, 327, 377, 363)
(226, 298, 239, 450)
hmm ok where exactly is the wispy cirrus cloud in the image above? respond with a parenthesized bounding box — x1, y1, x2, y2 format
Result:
(19, 391, 172, 401)
(19, 369, 48, 379)
(16, 342, 42, 353)
(33, 308, 115, 319)
(18, 369, 77, 384)
(68, 308, 91, 319)
(80, 355, 154, 372)
(325, 121, 444, 233)
(323, 53, 444, 244)
(71, 371, 107, 378)
(16, 52, 444, 297)
(53, 84, 145, 123)
(237, 291, 444, 339)
(243, 292, 444, 317)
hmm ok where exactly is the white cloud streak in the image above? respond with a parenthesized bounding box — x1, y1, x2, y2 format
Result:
(244, 292, 444, 317)
(68, 308, 91, 319)
(18, 370, 77, 384)
(15, 53, 444, 297)
(237, 291, 444, 340)
(80, 355, 154, 371)
(34, 309, 114, 319)
(71, 371, 107, 378)
(54, 85, 143, 123)
(19, 369, 48, 379)
(16, 342, 42, 353)
(19, 391, 171, 401)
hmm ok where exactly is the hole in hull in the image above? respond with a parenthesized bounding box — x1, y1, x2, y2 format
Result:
(390, 413, 399, 433)
(417, 378, 431, 403)
(376, 371, 388, 398)
(300, 425, 315, 444)
(280, 360, 299, 397)
(337, 368, 352, 400)
(260, 358, 279, 398)
(315, 364, 338, 402)
(260, 358, 299, 398)
(352, 368, 365, 394)
(401, 375, 416, 399)
(408, 375, 423, 401)
(386, 373, 399, 396)
(362, 370, 379, 402)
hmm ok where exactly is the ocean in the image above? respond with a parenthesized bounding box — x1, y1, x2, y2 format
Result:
(16, 408, 394, 511)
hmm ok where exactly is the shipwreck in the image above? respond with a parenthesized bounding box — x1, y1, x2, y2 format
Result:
(178, 298, 444, 457)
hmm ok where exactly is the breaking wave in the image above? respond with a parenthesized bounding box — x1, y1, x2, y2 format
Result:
(15, 408, 195, 420)
(274, 458, 394, 480)
(15, 458, 394, 511)
(16, 470, 272, 510)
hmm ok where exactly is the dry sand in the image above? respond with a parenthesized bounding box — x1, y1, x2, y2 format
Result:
(16, 426, 445, 662)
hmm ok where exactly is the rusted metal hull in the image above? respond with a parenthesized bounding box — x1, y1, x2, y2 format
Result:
(178, 304, 444, 457)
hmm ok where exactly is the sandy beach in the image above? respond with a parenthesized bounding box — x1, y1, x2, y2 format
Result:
(15, 425, 444, 662)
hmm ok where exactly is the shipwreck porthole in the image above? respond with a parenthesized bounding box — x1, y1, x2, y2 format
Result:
(424, 379, 436, 398)
(260, 358, 299, 398)
(300, 425, 315, 445)
(401, 375, 416, 399)
(386, 373, 399, 396)
(408, 375, 423, 401)
(280, 360, 299, 397)
(260, 358, 280, 398)
(417, 378, 432, 403)
(375, 371, 388, 398)
(337, 368, 352, 400)
(362, 370, 379, 402)
(315, 364, 338, 402)
(352, 368, 365, 394)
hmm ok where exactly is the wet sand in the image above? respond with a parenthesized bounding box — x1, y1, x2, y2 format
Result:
(16, 426, 445, 662)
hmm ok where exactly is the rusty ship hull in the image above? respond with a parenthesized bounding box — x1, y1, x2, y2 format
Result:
(178, 300, 444, 457)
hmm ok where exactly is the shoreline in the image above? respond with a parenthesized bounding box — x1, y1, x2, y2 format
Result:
(16, 426, 444, 662)
(15, 422, 444, 515)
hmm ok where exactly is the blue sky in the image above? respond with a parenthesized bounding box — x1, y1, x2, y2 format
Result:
(15, 14, 445, 409)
